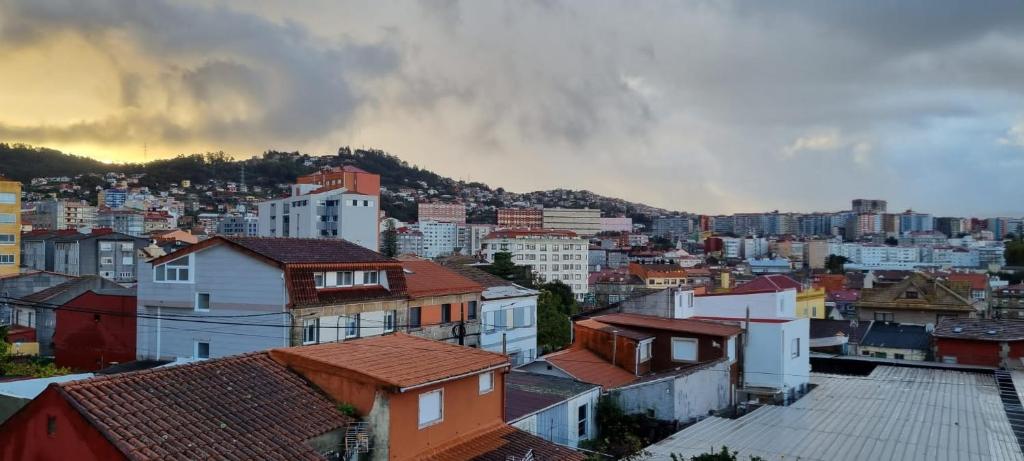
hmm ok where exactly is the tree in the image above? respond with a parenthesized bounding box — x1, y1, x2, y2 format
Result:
(579, 396, 651, 461)
(539, 280, 577, 315)
(650, 236, 674, 250)
(884, 236, 898, 246)
(825, 255, 849, 274)
(672, 447, 766, 461)
(381, 220, 398, 257)
(537, 290, 572, 353)
(0, 326, 70, 378)
(482, 252, 535, 287)
(1007, 241, 1024, 266)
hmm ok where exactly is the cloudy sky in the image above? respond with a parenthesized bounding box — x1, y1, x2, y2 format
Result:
(1, 0, 1023, 216)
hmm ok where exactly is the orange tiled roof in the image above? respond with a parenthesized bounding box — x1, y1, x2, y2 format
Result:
(733, 274, 803, 293)
(420, 424, 586, 461)
(401, 259, 485, 298)
(271, 333, 508, 391)
(544, 347, 638, 389)
(946, 273, 988, 291)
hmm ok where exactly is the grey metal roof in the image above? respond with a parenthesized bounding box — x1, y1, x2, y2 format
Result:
(645, 366, 1024, 461)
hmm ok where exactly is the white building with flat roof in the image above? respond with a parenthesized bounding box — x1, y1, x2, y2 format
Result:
(482, 229, 589, 300)
(257, 184, 378, 250)
(542, 208, 601, 237)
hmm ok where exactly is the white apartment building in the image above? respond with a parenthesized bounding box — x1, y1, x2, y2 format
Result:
(257, 184, 378, 250)
(542, 208, 602, 237)
(481, 229, 589, 300)
(416, 220, 458, 258)
(743, 237, 769, 259)
(722, 237, 742, 259)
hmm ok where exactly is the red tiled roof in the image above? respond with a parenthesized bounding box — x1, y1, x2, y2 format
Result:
(945, 273, 988, 291)
(934, 318, 1024, 341)
(400, 259, 485, 298)
(544, 347, 638, 389)
(287, 265, 408, 308)
(56, 353, 351, 461)
(594, 313, 743, 337)
(484, 229, 578, 239)
(827, 289, 860, 302)
(733, 274, 802, 293)
(271, 333, 509, 391)
(420, 424, 586, 461)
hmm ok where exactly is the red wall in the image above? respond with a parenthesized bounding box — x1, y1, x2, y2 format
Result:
(935, 338, 1005, 367)
(0, 386, 126, 461)
(54, 292, 137, 371)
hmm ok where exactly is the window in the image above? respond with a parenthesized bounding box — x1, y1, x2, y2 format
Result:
(195, 293, 210, 312)
(363, 271, 379, 284)
(195, 341, 210, 359)
(0, 193, 15, 204)
(409, 307, 422, 329)
(154, 255, 191, 283)
(314, 272, 325, 288)
(337, 271, 354, 286)
(121, 256, 134, 265)
(577, 403, 588, 438)
(100, 257, 114, 265)
(384, 310, 396, 333)
(671, 338, 698, 362)
(479, 371, 494, 394)
(442, 304, 452, 323)
(873, 312, 894, 322)
(418, 389, 443, 428)
(639, 340, 652, 362)
(0, 234, 14, 244)
(345, 315, 359, 338)
(791, 338, 800, 358)
(303, 318, 319, 344)
(468, 301, 478, 320)
(100, 242, 113, 251)
(0, 214, 14, 224)
(0, 254, 13, 264)
(46, 416, 57, 437)
(905, 290, 918, 299)
(894, 353, 906, 360)
(942, 356, 958, 364)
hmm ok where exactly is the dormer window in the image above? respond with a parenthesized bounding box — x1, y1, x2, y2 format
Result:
(337, 271, 354, 286)
(314, 272, 325, 288)
(154, 255, 192, 283)
(905, 290, 919, 299)
(363, 271, 379, 284)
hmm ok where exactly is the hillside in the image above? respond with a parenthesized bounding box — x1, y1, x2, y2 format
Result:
(0, 143, 672, 222)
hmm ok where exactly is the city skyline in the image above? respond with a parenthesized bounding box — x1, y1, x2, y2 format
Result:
(1, 1, 1023, 216)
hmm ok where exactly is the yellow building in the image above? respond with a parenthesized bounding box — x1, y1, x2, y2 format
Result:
(0, 176, 20, 276)
(797, 286, 827, 319)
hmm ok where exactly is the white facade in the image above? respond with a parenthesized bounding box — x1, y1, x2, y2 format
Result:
(692, 290, 798, 319)
(417, 220, 458, 258)
(479, 285, 539, 365)
(257, 184, 378, 250)
(510, 385, 600, 449)
(722, 238, 742, 259)
(743, 237, 769, 259)
(482, 232, 589, 300)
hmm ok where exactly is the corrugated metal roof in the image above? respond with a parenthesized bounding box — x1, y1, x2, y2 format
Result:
(646, 366, 1024, 461)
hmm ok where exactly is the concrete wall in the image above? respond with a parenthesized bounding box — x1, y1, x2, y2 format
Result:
(136, 244, 290, 360)
(743, 319, 810, 391)
(612, 360, 731, 424)
(694, 290, 797, 319)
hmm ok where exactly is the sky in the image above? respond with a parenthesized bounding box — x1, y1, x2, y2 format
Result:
(1, 0, 1023, 216)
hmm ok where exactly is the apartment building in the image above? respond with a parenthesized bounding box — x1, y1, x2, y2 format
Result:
(899, 210, 934, 233)
(30, 199, 97, 231)
(542, 207, 601, 237)
(482, 229, 589, 300)
(399, 258, 483, 346)
(457, 222, 494, 255)
(296, 165, 380, 195)
(96, 208, 145, 236)
(0, 176, 20, 276)
(97, 188, 127, 208)
(851, 198, 887, 214)
(216, 214, 259, 236)
(497, 207, 542, 228)
(417, 220, 458, 258)
(652, 215, 692, 242)
(417, 202, 466, 223)
(52, 230, 148, 283)
(257, 183, 378, 250)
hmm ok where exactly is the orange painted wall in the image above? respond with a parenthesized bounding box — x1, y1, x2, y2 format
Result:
(416, 301, 472, 327)
(388, 370, 506, 460)
(574, 323, 641, 374)
(268, 353, 380, 416)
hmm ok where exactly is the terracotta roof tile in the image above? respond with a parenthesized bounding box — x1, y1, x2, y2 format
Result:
(57, 353, 351, 461)
(576, 318, 653, 341)
(440, 262, 515, 288)
(420, 424, 586, 461)
(150, 236, 394, 266)
(593, 313, 743, 337)
(945, 273, 988, 291)
(934, 318, 1024, 341)
(544, 347, 638, 389)
(505, 372, 599, 422)
(400, 259, 485, 298)
(271, 333, 508, 390)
